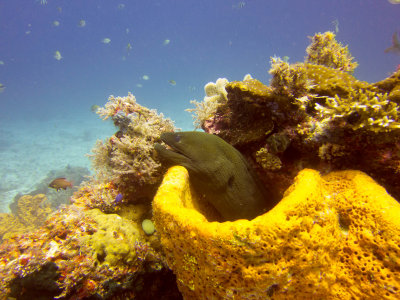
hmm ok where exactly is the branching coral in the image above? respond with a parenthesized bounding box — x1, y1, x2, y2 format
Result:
(315, 90, 400, 132)
(306, 31, 358, 72)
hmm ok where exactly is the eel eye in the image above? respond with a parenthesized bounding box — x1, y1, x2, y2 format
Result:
(174, 134, 181, 143)
(227, 175, 234, 188)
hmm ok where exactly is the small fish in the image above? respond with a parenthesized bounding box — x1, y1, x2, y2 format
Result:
(114, 193, 123, 204)
(53, 20, 60, 27)
(332, 19, 339, 33)
(163, 39, 170, 45)
(142, 75, 149, 80)
(126, 43, 132, 51)
(102, 38, 111, 44)
(232, 1, 246, 9)
(126, 28, 130, 34)
(78, 19, 86, 27)
(168, 80, 176, 86)
(385, 32, 400, 55)
(0, 83, 5, 92)
(49, 178, 73, 191)
(388, 0, 400, 4)
(54, 51, 62, 61)
(0, 61, 4, 65)
(117, 3, 125, 9)
(90, 104, 100, 113)
(136, 83, 143, 88)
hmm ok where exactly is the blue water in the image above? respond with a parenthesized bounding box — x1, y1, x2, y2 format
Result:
(0, 0, 399, 210)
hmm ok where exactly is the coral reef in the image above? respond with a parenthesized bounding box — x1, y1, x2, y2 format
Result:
(9, 194, 53, 228)
(0, 213, 25, 241)
(153, 166, 400, 299)
(0, 203, 178, 299)
(90, 92, 176, 204)
(0, 194, 53, 241)
(71, 180, 123, 213)
(187, 31, 400, 201)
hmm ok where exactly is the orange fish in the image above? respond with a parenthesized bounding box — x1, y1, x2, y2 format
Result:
(49, 178, 73, 191)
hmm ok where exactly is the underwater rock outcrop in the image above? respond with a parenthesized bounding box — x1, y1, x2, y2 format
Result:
(153, 166, 400, 299)
(188, 31, 400, 201)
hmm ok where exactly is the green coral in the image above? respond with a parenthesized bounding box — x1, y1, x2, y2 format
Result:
(315, 90, 400, 132)
(305, 31, 358, 72)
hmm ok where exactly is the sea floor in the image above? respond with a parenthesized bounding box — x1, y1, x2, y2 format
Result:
(0, 110, 193, 213)
(0, 113, 111, 212)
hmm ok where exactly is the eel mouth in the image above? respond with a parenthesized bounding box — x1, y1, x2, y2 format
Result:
(155, 136, 191, 164)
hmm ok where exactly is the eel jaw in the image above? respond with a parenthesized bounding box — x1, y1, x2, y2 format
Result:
(154, 142, 192, 166)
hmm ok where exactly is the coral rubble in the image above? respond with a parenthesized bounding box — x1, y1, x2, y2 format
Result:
(153, 166, 400, 299)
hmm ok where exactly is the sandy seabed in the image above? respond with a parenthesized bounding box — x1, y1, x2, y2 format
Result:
(0, 110, 194, 212)
(0, 113, 115, 212)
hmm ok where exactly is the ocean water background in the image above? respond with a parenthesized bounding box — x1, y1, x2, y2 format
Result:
(0, 0, 399, 212)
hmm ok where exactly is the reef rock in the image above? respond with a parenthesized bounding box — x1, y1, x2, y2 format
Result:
(153, 166, 400, 299)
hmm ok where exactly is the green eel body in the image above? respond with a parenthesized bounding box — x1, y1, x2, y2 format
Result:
(154, 131, 272, 221)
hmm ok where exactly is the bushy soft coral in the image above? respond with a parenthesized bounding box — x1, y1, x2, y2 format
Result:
(90, 93, 176, 203)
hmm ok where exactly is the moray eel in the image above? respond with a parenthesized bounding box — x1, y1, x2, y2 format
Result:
(154, 131, 272, 221)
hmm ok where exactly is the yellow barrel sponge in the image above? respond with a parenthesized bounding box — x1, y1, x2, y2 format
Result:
(153, 166, 400, 299)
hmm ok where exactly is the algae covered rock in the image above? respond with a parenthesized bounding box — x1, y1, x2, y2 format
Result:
(153, 166, 400, 299)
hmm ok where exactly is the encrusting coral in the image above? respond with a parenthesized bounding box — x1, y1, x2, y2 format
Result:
(153, 166, 400, 299)
(90, 92, 176, 203)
